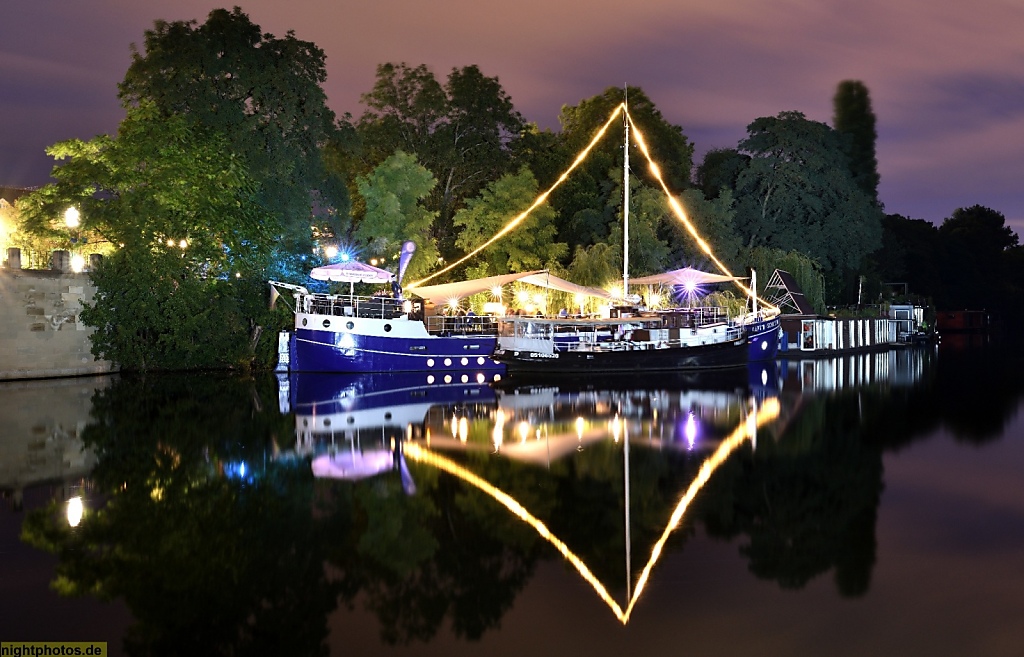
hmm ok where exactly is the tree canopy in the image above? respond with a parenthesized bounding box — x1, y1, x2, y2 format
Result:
(352, 63, 526, 257)
(733, 111, 882, 276)
(119, 7, 348, 266)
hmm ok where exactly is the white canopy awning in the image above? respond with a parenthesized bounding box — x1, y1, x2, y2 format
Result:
(407, 270, 616, 306)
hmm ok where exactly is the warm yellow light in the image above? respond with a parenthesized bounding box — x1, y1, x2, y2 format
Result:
(167, 238, 175, 247)
(63, 206, 80, 228)
(649, 292, 663, 308)
(404, 396, 781, 626)
(491, 286, 503, 298)
(404, 443, 627, 621)
(446, 297, 462, 312)
(458, 417, 469, 442)
(179, 239, 188, 249)
(517, 421, 530, 443)
(70, 254, 85, 273)
(325, 245, 338, 259)
(409, 103, 626, 288)
(66, 496, 83, 527)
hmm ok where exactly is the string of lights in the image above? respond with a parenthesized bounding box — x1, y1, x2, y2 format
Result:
(409, 101, 780, 313)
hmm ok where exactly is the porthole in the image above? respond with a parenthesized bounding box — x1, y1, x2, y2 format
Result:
(347, 416, 355, 424)
(444, 358, 452, 366)
(461, 357, 469, 366)
(324, 419, 331, 427)
(384, 412, 392, 420)
(477, 357, 485, 365)
(384, 324, 392, 333)
(346, 321, 354, 330)
(427, 359, 435, 367)
(302, 318, 308, 327)
(322, 319, 331, 328)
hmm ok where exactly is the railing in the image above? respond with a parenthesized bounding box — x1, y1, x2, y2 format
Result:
(302, 293, 406, 320)
(426, 315, 499, 336)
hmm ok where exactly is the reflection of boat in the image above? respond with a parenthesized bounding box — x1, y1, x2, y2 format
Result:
(281, 372, 496, 481)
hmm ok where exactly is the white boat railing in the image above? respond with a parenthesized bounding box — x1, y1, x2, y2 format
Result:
(300, 293, 406, 320)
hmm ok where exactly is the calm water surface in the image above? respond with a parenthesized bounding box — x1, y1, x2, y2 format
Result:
(2, 339, 1022, 656)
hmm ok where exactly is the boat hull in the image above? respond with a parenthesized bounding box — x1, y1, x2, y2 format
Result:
(290, 320, 503, 378)
(493, 335, 748, 375)
(745, 316, 781, 361)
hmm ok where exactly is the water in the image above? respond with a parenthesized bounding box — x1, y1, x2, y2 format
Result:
(2, 340, 1023, 656)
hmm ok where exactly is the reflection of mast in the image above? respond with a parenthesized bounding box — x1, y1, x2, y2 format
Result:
(623, 406, 632, 602)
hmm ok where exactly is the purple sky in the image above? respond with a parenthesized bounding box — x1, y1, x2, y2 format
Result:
(3, 0, 1023, 236)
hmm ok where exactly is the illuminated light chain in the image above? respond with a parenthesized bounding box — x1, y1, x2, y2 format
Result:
(403, 442, 628, 621)
(621, 397, 780, 622)
(405, 396, 780, 625)
(624, 109, 780, 313)
(408, 104, 626, 289)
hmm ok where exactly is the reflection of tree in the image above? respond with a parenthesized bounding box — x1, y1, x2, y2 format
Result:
(22, 373, 337, 656)
(700, 393, 883, 597)
(326, 458, 543, 644)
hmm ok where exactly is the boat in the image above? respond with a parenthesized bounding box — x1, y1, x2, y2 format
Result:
(272, 264, 613, 376)
(493, 109, 749, 376)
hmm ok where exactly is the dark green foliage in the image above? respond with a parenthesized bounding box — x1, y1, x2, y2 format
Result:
(734, 111, 883, 284)
(119, 7, 348, 256)
(353, 63, 526, 257)
(544, 87, 694, 256)
(833, 80, 881, 203)
(694, 148, 749, 200)
(937, 205, 1019, 310)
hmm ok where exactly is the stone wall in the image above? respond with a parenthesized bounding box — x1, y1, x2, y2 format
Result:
(0, 268, 116, 380)
(0, 375, 109, 508)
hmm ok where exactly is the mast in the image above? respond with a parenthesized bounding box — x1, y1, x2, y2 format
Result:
(622, 94, 630, 301)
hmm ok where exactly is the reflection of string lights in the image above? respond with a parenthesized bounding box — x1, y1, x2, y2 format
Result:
(404, 442, 628, 621)
(622, 398, 779, 622)
(406, 396, 781, 625)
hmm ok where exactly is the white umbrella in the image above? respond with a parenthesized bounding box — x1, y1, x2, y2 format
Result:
(310, 260, 394, 295)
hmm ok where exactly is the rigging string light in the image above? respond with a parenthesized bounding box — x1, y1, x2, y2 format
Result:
(408, 101, 779, 312)
(623, 108, 779, 312)
(408, 104, 625, 289)
(404, 396, 780, 624)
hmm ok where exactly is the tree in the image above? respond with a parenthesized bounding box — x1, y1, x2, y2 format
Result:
(119, 7, 348, 272)
(607, 176, 672, 277)
(833, 81, 880, 204)
(354, 63, 526, 257)
(937, 205, 1019, 310)
(734, 111, 882, 287)
(355, 151, 439, 282)
(453, 167, 566, 276)
(675, 188, 744, 272)
(17, 104, 280, 370)
(693, 148, 749, 201)
(544, 87, 694, 255)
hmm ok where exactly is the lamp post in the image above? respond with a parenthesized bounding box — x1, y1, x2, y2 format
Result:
(63, 206, 85, 273)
